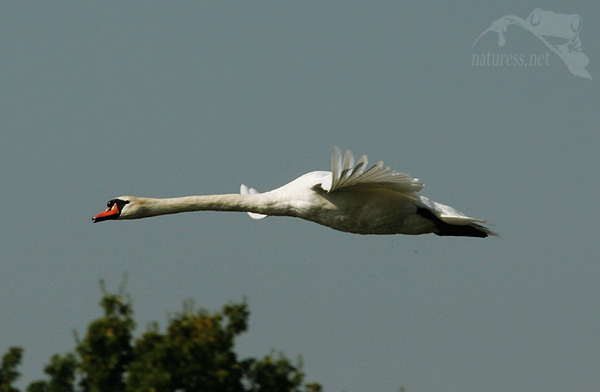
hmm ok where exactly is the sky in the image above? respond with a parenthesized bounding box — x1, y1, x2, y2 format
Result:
(1, 2, 598, 391)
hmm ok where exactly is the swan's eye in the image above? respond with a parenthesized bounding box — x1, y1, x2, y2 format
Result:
(107, 200, 115, 208)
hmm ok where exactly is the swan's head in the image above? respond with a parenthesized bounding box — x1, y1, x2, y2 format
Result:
(92, 197, 139, 222)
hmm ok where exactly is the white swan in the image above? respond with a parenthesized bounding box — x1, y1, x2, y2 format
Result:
(93, 147, 495, 237)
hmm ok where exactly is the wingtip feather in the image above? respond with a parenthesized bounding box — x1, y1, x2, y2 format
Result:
(240, 184, 268, 220)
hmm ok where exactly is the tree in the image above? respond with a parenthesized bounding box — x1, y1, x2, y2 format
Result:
(26, 353, 77, 392)
(3, 284, 321, 392)
(75, 283, 134, 392)
(126, 299, 248, 391)
(245, 353, 322, 392)
(0, 347, 22, 392)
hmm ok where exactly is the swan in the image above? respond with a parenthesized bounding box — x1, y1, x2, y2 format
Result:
(92, 147, 495, 237)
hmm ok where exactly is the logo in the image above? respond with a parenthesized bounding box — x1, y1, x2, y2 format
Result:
(471, 8, 591, 80)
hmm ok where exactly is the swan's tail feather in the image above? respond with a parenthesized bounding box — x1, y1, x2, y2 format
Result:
(240, 184, 268, 220)
(435, 221, 497, 238)
(416, 196, 497, 238)
(416, 207, 496, 238)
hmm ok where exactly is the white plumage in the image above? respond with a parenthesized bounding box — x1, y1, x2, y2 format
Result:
(93, 147, 494, 237)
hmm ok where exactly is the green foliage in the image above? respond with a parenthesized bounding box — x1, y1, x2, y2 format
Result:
(0, 347, 23, 392)
(25, 353, 77, 392)
(76, 289, 134, 392)
(126, 300, 249, 392)
(245, 353, 322, 392)
(3, 284, 321, 392)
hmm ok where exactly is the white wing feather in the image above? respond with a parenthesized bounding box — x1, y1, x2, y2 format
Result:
(323, 146, 423, 194)
(240, 184, 268, 220)
(417, 196, 495, 236)
(417, 196, 486, 224)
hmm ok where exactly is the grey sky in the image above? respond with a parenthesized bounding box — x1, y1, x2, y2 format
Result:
(1, 2, 598, 391)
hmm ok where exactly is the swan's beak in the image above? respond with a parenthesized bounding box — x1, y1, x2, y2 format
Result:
(92, 204, 120, 223)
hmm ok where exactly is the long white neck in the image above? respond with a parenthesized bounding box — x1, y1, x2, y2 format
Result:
(123, 194, 282, 219)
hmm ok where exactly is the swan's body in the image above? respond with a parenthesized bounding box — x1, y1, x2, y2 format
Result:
(93, 147, 494, 237)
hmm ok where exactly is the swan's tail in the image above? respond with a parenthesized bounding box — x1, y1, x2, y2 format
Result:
(240, 184, 268, 220)
(417, 196, 497, 238)
(416, 207, 496, 238)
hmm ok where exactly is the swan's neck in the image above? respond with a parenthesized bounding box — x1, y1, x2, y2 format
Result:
(126, 194, 279, 219)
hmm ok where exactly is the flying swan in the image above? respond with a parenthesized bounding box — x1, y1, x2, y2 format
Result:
(93, 147, 495, 237)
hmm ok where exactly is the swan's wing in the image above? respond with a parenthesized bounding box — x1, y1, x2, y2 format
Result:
(240, 184, 268, 220)
(417, 196, 485, 224)
(321, 146, 424, 194)
(418, 196, 497, 236)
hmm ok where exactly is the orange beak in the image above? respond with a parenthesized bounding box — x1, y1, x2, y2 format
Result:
(92, 204, 121, 222)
